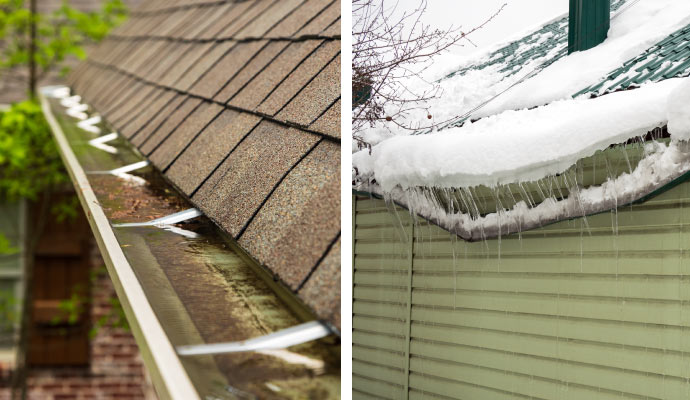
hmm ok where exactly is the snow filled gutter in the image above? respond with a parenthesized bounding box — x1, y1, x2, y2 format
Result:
(40, 87, 198, 400)
(355, 139, 690, 241)
(353, 78, 690, 191)
(354, 78, 690, 240)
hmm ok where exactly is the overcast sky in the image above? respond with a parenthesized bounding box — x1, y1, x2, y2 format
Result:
(394, 0, 570, 57)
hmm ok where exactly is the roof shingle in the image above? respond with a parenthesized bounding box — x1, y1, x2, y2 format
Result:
(69, 0, 341, 330)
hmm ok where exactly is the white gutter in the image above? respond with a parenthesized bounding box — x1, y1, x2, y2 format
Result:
(40, 87, 199, 400)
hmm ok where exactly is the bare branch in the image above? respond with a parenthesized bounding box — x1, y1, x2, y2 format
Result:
(352, 0, 506, 144)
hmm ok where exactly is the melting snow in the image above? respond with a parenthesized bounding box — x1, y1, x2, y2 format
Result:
(357, 0, 690, 147)
(667, 79, 690, 140)
(354, 78, 689, 191)
(358, 140, 690, 241)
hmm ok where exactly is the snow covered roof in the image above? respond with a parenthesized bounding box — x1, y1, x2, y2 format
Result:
(440, 0, 628, 94)
(578, 23, 690, 97)
(353, 0, 690, 240)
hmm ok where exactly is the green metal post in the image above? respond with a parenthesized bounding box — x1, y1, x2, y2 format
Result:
(568, 0, 611, 54)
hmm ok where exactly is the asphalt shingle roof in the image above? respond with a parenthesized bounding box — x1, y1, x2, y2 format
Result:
(68, 0, 341, 329)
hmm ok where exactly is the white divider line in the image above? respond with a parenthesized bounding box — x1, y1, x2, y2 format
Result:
(113, 209, 202, 228)
(88, 132, 119, 154)
(77, 115, 102, 134)
(176, 321, 331, 356)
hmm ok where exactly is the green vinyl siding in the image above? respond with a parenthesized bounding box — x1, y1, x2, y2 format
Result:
(353, 183, 690, 400)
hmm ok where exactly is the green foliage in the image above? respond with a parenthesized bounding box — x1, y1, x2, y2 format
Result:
(91, 295, 129, 338)
(0, 233, 17, 254)
(52, 290, 85, 325)
(0, 100, 68, 201)
(90, 265, 129, 337)
(51, 195, 79, 222)
(51, 266, 130, 338)
(0, 0, 127, 80)
(0, 1, 130, 349)
(0, 0, 128, 202)
(0, 288, 17, 333)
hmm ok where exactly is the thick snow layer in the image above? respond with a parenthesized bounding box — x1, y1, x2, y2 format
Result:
(479, 0, 690, 116)
(354, 78, 689, 191)
(357, 0, 690, 147)
(667, 79, 690, 140)
(357, 140, 690, 241)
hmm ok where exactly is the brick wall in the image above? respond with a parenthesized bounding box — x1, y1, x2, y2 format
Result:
(0, 238, 157, 400)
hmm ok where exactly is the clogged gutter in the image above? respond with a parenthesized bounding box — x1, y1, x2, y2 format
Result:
(41, 86, 340, 400)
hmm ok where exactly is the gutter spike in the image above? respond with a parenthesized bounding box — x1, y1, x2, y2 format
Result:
(88, 132, 119, 154)
(108, 160, 149, 175)
(77, 115, 102, 134)
(60, 95, 81, 107)
(113, 208, 203, 228)
(66, 103, 89, 120)
(176, 321, 332, 356)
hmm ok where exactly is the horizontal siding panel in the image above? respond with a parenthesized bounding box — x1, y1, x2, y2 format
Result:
(410, 273, 690, 301)
(410, 340, 686, 399)
(408, 357, 672, 400)
(356, 241, 410, 256)
(355, 271, 409, 287)
(353, 360, 406, 387)
(356, 225, 412, 240)
(411, 255, 689, 276)
(353, 374, 404, 399)
(355, 211, 413, 227)
(411, 290, 690, 326)
(353, 388, 387, 400)
(408, 372, 541, 400)
(355, 286, 409, 304)
(408, 390, 452, 400)
(411, 307, 690, 353)
(353, 190, 690, 399)
(353, 345, 406, 370)
(354, 300, 408, 320)
(355, 198, 395, 211)
(355, 255, 409, 272)
(411, 323, 689, 378)
(353, 315, 406, 336)
(412, 231, 690, 255)
(354, 331, 406, 353)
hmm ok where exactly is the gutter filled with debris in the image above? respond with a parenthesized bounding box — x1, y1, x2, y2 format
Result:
(40, 86, 340, 400)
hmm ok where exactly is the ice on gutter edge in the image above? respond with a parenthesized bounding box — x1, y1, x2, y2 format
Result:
(355, 140, 690, 241)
